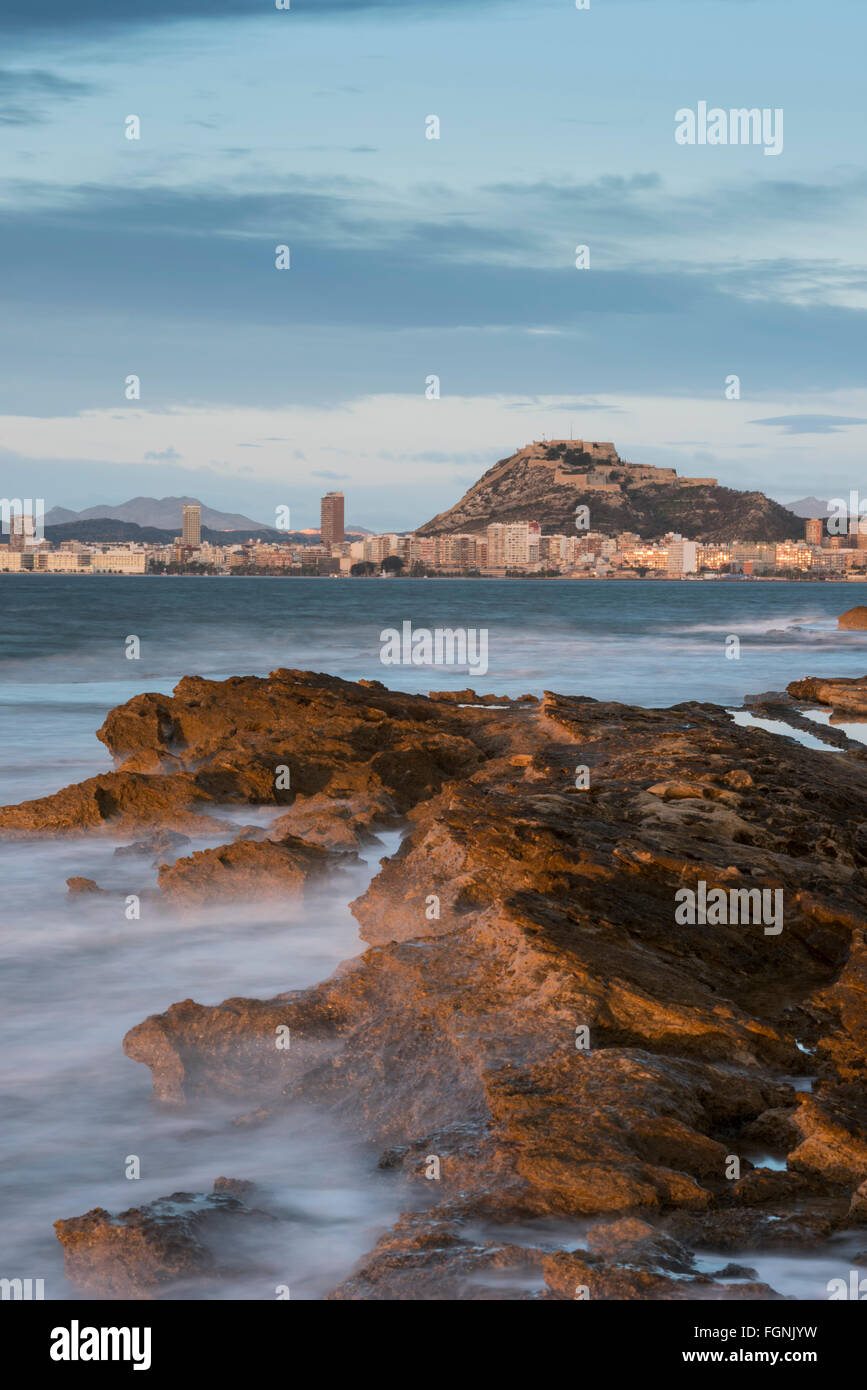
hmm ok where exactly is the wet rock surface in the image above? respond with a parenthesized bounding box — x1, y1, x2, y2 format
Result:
(65, 876, 104, 895)
(788, 673, 867, 720)
(114, 829, 191, 863)
(157, 833, 357, 904)
(0, 772, 232, 838)
(24, 670, 867, 1298)
(54, 1180, 274, 1299)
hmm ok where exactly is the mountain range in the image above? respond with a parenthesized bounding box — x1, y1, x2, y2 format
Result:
(42, 496, 371, 539)
(417, 440, 808, 542)
(44, 496, 270, 531)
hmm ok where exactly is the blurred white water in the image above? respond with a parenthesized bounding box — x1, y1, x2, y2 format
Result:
(0, 827, 406, 1299)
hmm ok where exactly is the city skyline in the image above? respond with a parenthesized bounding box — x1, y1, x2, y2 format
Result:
(4, 485, 863, 581)
(2, 448, 854, 538)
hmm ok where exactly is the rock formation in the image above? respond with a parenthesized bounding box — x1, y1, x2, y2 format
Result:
(838, 607, 867, 631)
(3, 668, 864, 1298)
(157, 833, 356, 904)
(54, 1180, 271, 1298)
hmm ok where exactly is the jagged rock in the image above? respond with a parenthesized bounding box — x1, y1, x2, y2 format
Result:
(848, 1179, 867, 1223)
(585, 1217, 695, 1273)
(19, 667, 867, 1298)
(54, 1181, 269, 1298)
(542, 1250, 782, 1301)
(327, 1214, 546, 1300)
(114, 830, 191, 861)
(666, 1204, 842, 1251)
(428, 689, 537, 706)
(95, 669, 493, 811)
(120, 680, 867, 1271)
(268, 789, 395, 852)
(787, 1091, 867, 1185)
(788, 674, 867, 718)
(731, 1168, 810, 1205)
(157, 834, 355, 903)
(740, 1106, 802, 1152)
(713, 1262, 760, 1279)
(0, 772, 230, 838)
(66, 877, 104, 894)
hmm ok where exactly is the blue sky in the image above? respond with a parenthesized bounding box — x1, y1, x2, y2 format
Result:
(1, 0, 865, 529)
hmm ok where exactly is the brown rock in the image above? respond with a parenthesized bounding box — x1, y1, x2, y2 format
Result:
(21, 667, 867, 1297)
(731, 1168, 809, 1205)
(838, 607, 867, 630)
(327, 1215, 546, 1300)
(268, 788, 395, 852)
(585, 1217, 695, 1272)
(787, 674, 867, 718)
(54, 1183, 266, 1298)
(848, 1179, 867, 1223)
(114, 829, 191, 861)
(542, 1250, 781, 1301)
(95, 669, 495, 812)
(157, 834, 355, 904)
(787, 1092, 867, 1186)
(66, 877, 104, 894)
(0, 772, 229, 838)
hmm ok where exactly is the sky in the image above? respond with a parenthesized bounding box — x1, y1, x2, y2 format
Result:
(1, 0, 865, 531)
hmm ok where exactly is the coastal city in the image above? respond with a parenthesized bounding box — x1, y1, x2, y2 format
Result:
(1, 490, 865, 580)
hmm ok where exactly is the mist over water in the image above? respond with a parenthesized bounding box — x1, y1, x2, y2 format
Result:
(2, 576, 865, 1298)
(0, 829, 405, 1299)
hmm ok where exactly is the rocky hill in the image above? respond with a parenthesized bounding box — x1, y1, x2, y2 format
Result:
(417, 440, 800, 542)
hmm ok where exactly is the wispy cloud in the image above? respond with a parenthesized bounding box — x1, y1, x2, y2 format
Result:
(143, 446, 182, 460)
(0, 68, 96, 125)
(749, 415, 867, 436)
(0, 0, 513, 37)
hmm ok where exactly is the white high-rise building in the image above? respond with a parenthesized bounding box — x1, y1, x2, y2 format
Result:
(486, 521, 532, 567)
(667, 539, 697, 575)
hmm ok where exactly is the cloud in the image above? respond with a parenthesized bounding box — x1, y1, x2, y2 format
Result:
(749, 414, 867, 435)
(504, 397, 626, 413)
(1, 175, 866, 414)
(312, 469, 350, 479)
(6, 385, 867, 528)
(0, 68, 96, 125)
(0, 0, 512, 36)
(143, 446, 182, 461)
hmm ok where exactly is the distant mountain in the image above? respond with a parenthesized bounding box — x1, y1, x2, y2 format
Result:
(782, 496, 832, 519)
(43, 519, 369, 546)
(43, 496, 270, 531)
(43, 520, 280, 545)
(43, 497, 373, 535)
(416, 439, 802, 542)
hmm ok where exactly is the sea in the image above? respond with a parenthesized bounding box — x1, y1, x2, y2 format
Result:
(2, 575, 866, 1298)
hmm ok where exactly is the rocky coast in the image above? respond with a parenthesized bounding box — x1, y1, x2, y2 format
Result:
(4, 667, 867, 1300)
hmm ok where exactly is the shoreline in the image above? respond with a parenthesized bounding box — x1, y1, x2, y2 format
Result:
(2, 572, 865, 583)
